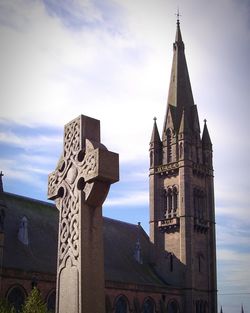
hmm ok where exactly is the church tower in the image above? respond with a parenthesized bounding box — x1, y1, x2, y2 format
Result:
(149, 19, 217, 313)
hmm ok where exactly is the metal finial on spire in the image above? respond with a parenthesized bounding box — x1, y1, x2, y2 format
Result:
(175, 8, 181, 25)
(153, 117, 157, 122)
(204, 118, 207, 124)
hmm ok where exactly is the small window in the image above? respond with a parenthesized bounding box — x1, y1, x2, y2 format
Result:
(115, 296, 128, 313)
(167, 299, 179, 313)
(173, 187, 178, 216)
(142, 298, 155, 313)
(18, 216, 29, 245)
(7, 286, 26, 312)
(167, 128, 172, 163)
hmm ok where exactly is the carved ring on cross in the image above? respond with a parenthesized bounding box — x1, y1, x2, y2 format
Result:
(48, 138, 118, 208)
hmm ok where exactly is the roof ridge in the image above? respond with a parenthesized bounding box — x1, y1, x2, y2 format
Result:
(3, 191, 55, 207)
(104, 216, 138, 227)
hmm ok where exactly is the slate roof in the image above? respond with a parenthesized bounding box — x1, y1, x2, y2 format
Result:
(1, 192, 58, 274)
(0, 192, 167, 288)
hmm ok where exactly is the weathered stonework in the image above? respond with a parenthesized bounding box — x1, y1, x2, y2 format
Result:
(48, 115, 119, 313)
(149, 20, 217, 313)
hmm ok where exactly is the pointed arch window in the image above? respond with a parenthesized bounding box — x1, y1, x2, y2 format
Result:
(18, 216, 29, 245)
(166, 128, 172, 163)
(173, 187, 178, 217)
(6, 285, 26, 312)
(167, 299, 179, 313)
(142, 297, 155, 313)
(114, 295, 129, 313)
(193, 189, 206, 220)
(166, 188, 172, 218)
(196, 300, 207, 313)
(165, 186, 179, 219)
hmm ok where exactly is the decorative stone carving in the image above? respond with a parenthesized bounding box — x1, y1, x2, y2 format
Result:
(48, 115, 119, 313)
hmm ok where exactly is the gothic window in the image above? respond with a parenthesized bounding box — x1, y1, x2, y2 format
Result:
(18, 216, 29, 245)
(179, 142, 183, 159)
(6, 285, 26, 312)
(197, 253, 204, 273)
(167, 299, 179, 313)
(173, 187, 178, 217)
(165, 186, 179, 219)
(142, 297, 155, 313)
(150, 150, 153, 167)
(115, 295, 129, 313)
(166, 128, 172, 163)
(165, 188, 172, 218)
(46, 290, 56, 313)
(193, 189, 206, 220)
(196, 300, 207, 313)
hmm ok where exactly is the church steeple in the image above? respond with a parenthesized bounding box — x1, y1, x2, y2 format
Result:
(163, 19, 195, 137)
(167, 19, 194, 110)
(149, 17, 217, 313)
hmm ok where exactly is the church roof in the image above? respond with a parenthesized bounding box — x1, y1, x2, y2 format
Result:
(0, 191, 168, 288)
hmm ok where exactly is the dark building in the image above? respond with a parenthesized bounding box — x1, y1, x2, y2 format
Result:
(0, 20, 217, 313)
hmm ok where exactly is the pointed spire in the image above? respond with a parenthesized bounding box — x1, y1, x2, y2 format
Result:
(202, 119, 212, 148)
(175, 9, 183, 43)
(220, 306, 223, 313)
(0, 171, 4, 193)
(179, 108, 190, 134)
(241, 304, 244, 313)
(166, 19, 194, 110)
(150, 117, 161, 144)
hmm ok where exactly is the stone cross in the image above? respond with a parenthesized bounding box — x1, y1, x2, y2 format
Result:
(48, 115, 119, 313)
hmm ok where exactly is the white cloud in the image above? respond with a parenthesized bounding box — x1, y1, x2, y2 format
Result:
(105, 190, 148, 207)
(0, 130, 61, 149)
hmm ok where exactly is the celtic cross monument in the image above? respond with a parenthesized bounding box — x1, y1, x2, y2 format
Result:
(48, 115, 119, 313)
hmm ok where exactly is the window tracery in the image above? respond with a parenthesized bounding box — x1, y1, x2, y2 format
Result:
(165, 186, 179, 219)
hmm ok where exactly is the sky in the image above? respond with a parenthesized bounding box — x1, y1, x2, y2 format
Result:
(0, 0, 249, 312)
